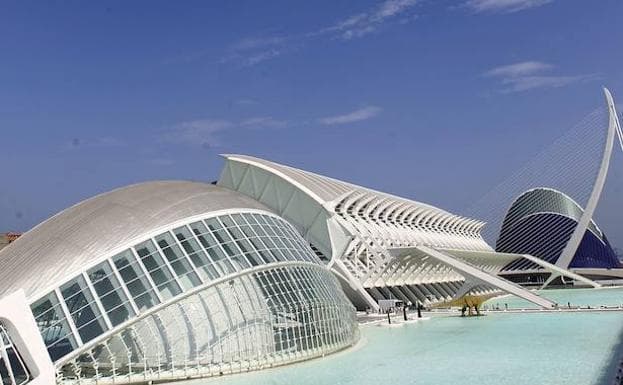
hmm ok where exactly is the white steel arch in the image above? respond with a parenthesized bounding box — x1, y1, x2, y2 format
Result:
(556, 88, 622, 269)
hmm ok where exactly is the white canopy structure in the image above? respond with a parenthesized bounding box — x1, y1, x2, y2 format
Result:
(218, 155, 564, 311)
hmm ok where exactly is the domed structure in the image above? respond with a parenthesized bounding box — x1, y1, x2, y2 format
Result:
(497, 188, 621, 284)
(0, 181, 358, 385)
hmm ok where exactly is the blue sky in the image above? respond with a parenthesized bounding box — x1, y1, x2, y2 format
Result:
(2, 0, 623, 247)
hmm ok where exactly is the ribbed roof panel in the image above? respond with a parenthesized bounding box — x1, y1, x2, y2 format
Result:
(0, 181, 269, 299)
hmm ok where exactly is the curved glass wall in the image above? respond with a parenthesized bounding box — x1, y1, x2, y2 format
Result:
(27, 210, 358, 383)
(56, 264, 357, 385)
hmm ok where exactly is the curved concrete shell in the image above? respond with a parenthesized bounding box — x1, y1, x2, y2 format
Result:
(0, 181, 358, 385)
(0, 181, 267, 300)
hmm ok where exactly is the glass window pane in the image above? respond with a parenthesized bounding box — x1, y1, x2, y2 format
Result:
(219, 215, 236, 228)
(242, 213, 259, 225)
(250, 222, 268, 237)
(189, 220, 209, 236)
(204, 217, 223, 231)
(30, 292, 77, 361)
(252, 213, 269, 225)
(134, 241, 182, 300)
(112, 250, 160, 310)
(87, 261, 135, 326)
(230, 213, 245, 224)
(206, 219, 230, 244)
(155, 232, 202, 289)
(238, 223, 257, 238)
(192, 223, 219, 250)
(60, 276, 107, 343)
(173, 226, 220, 280)
(236, 238, 260, 266)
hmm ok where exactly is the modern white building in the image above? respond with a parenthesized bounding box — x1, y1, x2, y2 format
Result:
(217, 155, 573, 312)
(497, 187, 623, 285)
(0, 181, 358, 385)
(2, 88, 620, 385)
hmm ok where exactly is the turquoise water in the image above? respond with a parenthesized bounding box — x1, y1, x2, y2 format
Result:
(485, 286, 623, 309)
(187, 288, 623, 385)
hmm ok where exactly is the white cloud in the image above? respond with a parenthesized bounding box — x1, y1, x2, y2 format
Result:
(319, 106, 382, 125)
(221, 38, 288, 67)
(376, 0, 418, 19)
(466, 0, 553, 13)
(222, 0, 419, 67)
(484, 61, 596, 93)
(484, 61, 552, 77)
(322, 0, 419, 40)
(243, 48, 282, 67)
(499, 75, 594, 93)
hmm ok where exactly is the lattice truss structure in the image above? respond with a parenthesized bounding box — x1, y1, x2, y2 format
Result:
(0, 182, 358, 385)
(218, 155, 557, 311)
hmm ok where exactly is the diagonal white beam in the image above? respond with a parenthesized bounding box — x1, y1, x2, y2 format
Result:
(440, 248, 600, 288)
(389, 246, 557, 309)
(520, 253, 600, 288)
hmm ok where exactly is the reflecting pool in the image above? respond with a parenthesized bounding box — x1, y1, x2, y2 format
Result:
(485, 286, 623, 309)
(186, 288, 623, 385)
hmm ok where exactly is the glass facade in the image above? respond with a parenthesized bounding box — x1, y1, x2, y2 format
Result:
(56, 264, 357, 385)
(30, 293, 77, 362)
(0, 322, 30, 385)
(27, 210, 358, 383)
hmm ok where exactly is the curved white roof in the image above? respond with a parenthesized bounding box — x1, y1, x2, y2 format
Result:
(502, 187, 603, 239)
(0, 181, 270, 300)
(222, 154, 450, 214)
